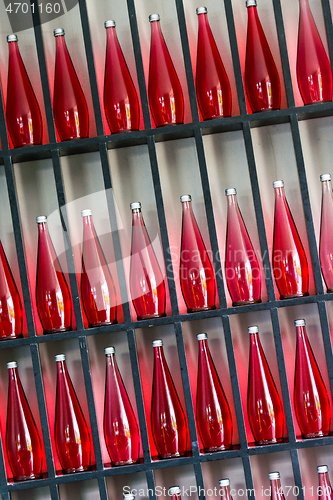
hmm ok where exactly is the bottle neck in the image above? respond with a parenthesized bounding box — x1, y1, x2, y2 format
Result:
(270, 478, 283, 500)
(8, 40, 20, 59)
(56, 360, 68, 377)
(220, 485, 232, 500)
(295, 324, 307, 342)
(131, 209, 144, 226)
(198, 338, 209, 357)
(153, 345, 165, 363)
(8, 366, 19, 386)
(274, 186, 285, 200)
(56, 35, 67, 54)
(318, 472, 331, 492)
(227, 194, 238, 209)
(322, 179, 332, 195)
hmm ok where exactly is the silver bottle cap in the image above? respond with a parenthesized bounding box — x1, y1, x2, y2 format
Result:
(81, 209, 92, 217)
(55, 354, 66, 362)
(273, 180, 284, 188)
(180, 195, 191, 202)
(7, 34, 18, 42)
(36, 215, 47, 224)
(104, 346, 115, 355)
(225, 188, 237, 196)
(124, 496, 135, 500)
(246, 0, 257, 6)
(219, 479, 230, 487)
(168, 487, 181, 496)
(149, 14, 160, 22)
(130, 202, 141, 211)
(196, 7, 207, 14)
(248, 325, 259, 334)
(294, 319, 306, 327)
(320, 174, 331, 182)
(54, 28, 65, 37)
(269, 472, 280, 480)
(197, 333, 208, 341)
(152, 339, 163, 347)
(7, 361, 17, 369)
(104, 20, 116, 28)
(317, 465, 329, 473)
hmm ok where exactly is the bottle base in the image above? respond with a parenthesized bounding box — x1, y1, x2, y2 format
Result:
(158, 451, 186, 459)
(111, 458, 139, 466)
(63, 465, 90, 474)
(43, 326, 72, 335)
(13, 473, 42, 482)
(302, 431, 330, 439)
(255, 437, 283, 446)
(203, 444, 232, 452)
(280, 292, 309, 300)
(0, 333, 23, 340)
(232, 299, 261, 307)
(88, 320, 118, 327)
(137, 312, 166, 321)
(187, 305, 216, 313)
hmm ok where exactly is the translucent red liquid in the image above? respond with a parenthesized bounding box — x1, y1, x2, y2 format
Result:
(318, 469, 333, 500)
(0, 240, 22, 339)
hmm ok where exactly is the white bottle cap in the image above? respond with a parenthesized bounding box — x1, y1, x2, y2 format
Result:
(225, 188, 237, 196)
(81, 209, 92, 217)
(130, 202, 141, 211)
(152, 339, 163, 347)
(246, 0, 257, 6)
(317, 465, 329, 473)
(197, 333, 208, 341)
(219, 479, 230, 487)
(196, 7, 207, 14)
(54, 28, 65, 37)
(36, 215, 47, 224)
(248, 325, 259, 334)
(105, 20, 116, 28)
(320, 174, 331, 182)
(7, 361, 17, 369)
(180, 195, 191, 202)
(55, 354, 66, 362)
(124, 495, 135, 500)
(294, 319, 306, 327)
(7, 34, 18, 42)
(273, 180, 284, 188)
(269, 472, 280, 480)
(104, 346, 115, 355)
(168, 487, 181, 496)
(149, 14, 160, 22)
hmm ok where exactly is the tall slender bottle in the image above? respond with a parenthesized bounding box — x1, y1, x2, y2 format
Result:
(247, 326, 284, 445)
(6, 34, 42, 147)
(294, 319, 330, 438)
(6, 361, 43, 481)
(245, 0, 281, 112)
(169, 487, 182, 500)
(81, 209, 117, 327)
(195, 7, 231, 120)
(104, 20, 140, 133)
(180, 195, 216, 312)
(55, 354, 91, 473)
(297, 0, 332, 105)
(196, 333, 232, 451)
(0, 240, 23, 339)
(130, 202, 166, 320)
(151, 340, 187, 458)
(148, 14, 184, 126)
(219, 479, 233, 500)
(272, 181, 309, 299)
(317, 465, 333, 500)
(225, 188, 261, 305)
(319, 174, 333, 292)
(269, 472, 286, 500)
(53, 28, 89, 141)
(36, 216, 72, 334)
(104, 346, 140, 466)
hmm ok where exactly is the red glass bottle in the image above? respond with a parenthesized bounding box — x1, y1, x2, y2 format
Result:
(55, 354, 91, 473)
(247, 326, 284, 445)
(245, 0, 281, 112)
(272, 180, 309, 299)
(104, 20, 140, 133)
(36, 216, 72, 334)
(0, 240, 23, 340)
(148, 14, 184, 127)
(104, 346, 140, 466)
(6, 361, 43, 481)
(269, 472, 286, 500)
(151, 339, 187, 458)
(317, 465, 333, 500)
(219, 479, 233, 500)
(319, 174, 333, 292)
(81, 209, 117, 327)
(196, 333, 232, 451)
(169, 487, 182, 500)
(225, 188, 261, 305)
(195, 7, 231, 120)
(130, 202, 166, 320)
(180, 195, 216, 312)
(294, 319, 330, 438)
(6, 34, 42, 148)
(296, 0, 332, 105)
(53, 28, 89, 141)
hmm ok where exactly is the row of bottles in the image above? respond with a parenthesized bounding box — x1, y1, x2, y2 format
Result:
(5, 0, 333, 148)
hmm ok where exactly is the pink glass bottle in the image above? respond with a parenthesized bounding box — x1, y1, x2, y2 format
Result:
(6, 361, 43, 481)
(81, 209, 117, 327)
(317, 465, 333, 500)
(196, 333, 232, 451)
(272, 180, 309, 299)
(36, 216, 72, 334)
(319, 174, 333, 292)
(53, 28, 89, 141)
(245, 0, 281, 112)
(55, 354, 91, 473)
(219, 479, 233, 500)
(180, 195, 216, 312)
(104, 346, 140, 466)
(169, 487, 182, 500)
(104, 20, 140, 133)
(247, 326, 284, 445)
(0, 240, 23, 340)
(296, 0, 332, 105)
(6, 34, 42, 148)
(225, 188, 261, 305)
(148, 14, 184, 127)
(195, 7, 231, 120)
(269, 472, 286, 500)
(130, 202, 166, 320)
(294, 319, 330, 438)
(151, 339, 187, 458)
